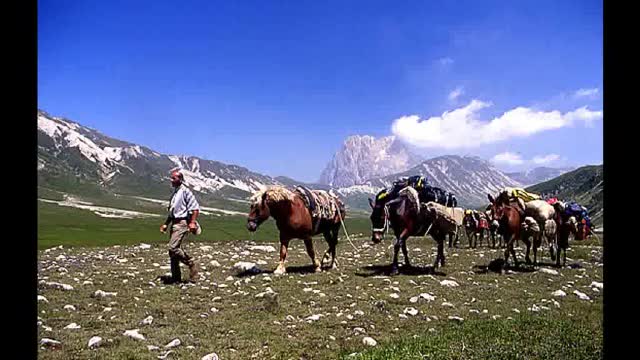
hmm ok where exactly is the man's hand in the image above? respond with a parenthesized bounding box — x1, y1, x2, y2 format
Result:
(160, 224, 168, 233)
(188, 221, 198, 234)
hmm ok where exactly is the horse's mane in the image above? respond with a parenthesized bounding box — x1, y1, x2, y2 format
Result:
(249, 186, 296, 206)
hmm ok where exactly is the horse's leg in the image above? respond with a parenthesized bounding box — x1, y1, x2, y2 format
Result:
(320, 230, 331, 268)
(533, 234, 541, 266)
(329, 226, 339, 270)
(510, 238, 519, 267)
(275, 236, 290, 275)
(401, 240, 411, 268)
(503, 234, 512, 269)
(550, 233, 557, 261)
(303, 236, 321, 272)
(523, 235, 532, 264)
(435, 235, 445, 268)
(391, 235, 401, 275)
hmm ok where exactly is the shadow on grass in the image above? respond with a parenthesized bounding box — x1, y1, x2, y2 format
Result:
(355, 263, 446, 277)
(235, 264, 323, 278)
(472, 258, 538, 274)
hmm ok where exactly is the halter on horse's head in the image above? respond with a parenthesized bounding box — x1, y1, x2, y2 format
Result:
(369, 189, 392, 244)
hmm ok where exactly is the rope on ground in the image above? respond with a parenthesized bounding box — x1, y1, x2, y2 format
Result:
(335, 202, 359, 252)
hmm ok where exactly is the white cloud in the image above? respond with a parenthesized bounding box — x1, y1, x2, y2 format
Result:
(532, 154, 561, 165)
(448, 87, 464, 102)
(573, 88, 599, 99)
(491, 152, 524, 165)
(391, 100, 602, 149)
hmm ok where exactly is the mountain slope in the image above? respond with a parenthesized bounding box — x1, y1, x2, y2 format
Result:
(526, 165, 603, 225)
(319, 135, 423, 187)
(37, 110, 283, 205)
(506, 167, 575, 187)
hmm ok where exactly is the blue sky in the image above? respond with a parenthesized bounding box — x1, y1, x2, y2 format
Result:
(38, 0, 602, 182)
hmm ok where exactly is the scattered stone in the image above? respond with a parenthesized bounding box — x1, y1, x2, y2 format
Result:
(362, 337, 377, 346)
(440, 280, 459, 287)
(88, 336, 102, 349)
(165, 339, 181, 349)
(123, 329, 145, 341)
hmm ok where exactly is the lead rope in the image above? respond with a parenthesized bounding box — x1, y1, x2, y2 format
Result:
(335, 200, 358, 252)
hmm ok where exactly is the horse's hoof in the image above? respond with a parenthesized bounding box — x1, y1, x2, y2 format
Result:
(314, 267, 322, 273)
(274, 266, 286, 275)
(390, 267, 400, 276)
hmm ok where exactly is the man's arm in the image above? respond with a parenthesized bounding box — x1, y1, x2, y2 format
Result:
(160, 215, 172, 233)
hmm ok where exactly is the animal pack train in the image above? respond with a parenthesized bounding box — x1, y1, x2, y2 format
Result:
(245, 175, 598, 275)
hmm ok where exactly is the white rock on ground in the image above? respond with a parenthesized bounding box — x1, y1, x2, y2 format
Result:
(37, 295, 48, 303)
(138, 243, 152, 249)
(362, 337, 377, 346)
(233, 261, 260, 273)
(539, 268, 559, 275)
(40, 338, 61, 348)
(552, 290, 567, 297)
(306, 314, 323, 322)
(590, 281, 603, 290)
(141, 316, 154, 325)
(209, 260, 221, 267)
(410, 293, 436, 303)
(249, 245, 276, 253)
(64, 305, 76, 311)
(88, 336, 102, 349)
(573, 290, 591, 301)
(404, 307, 419, 316)
(448, 316, 464, 322)
(123, 329, 145, 341)
(165, 339, 181, 349)
(64, 323, 81, 330)
(147, 345, 160, 351)
(201, 353, 219, 360)
(440, 280, 459, 287)
(389, 293, 400, 299)
(94, 290, 117, 298)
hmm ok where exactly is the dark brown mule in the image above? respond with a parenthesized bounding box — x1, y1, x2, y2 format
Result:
(369, 187, 450, 275)
(247, 186, 345, 275)
(556, 216, 578, 267)
(488, 194, 527, 268)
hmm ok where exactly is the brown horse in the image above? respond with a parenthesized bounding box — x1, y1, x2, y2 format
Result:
(488, 194, 527, 268)
(247, 186, 346, 275)
(369, 187, 453, 275)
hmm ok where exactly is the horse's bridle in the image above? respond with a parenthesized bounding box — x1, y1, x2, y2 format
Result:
(372, 203, 391, 239)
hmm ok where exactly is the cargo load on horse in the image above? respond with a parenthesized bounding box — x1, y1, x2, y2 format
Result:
(562, 201, 593, 239)
(381, 175, 453, 207)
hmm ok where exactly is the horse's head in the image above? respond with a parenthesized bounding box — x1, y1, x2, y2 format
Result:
(487, 193, 505, 219)
(463, 211, 475, 228)
(368, 190, 390, 244)
(247, 192, 271, 232)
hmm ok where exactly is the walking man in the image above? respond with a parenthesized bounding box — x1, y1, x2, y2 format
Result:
(160, 170, 200, 283)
